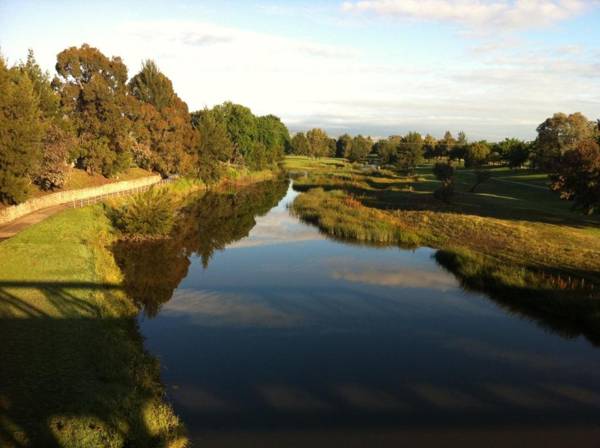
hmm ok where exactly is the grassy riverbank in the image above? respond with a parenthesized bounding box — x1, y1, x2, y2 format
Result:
(286, 156, 600, 342)
(0, 168, 278, 447)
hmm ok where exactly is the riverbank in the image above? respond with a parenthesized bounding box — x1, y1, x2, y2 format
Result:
(0, 168, 278, 447)
(286, 156, 600, 341)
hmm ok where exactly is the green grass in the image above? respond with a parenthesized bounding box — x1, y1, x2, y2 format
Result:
(0, 207, 187, 447)
(286, 156, 600, 283)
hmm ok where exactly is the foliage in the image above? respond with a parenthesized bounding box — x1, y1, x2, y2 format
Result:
(550, 139, 600, 215)
(289, 132, 311, 156)
(497, 138, 531, 168)
(433, 162, 455, 203)
(347, 135, 372, 162)
(336, 134, 353, 158)
(0, 57, 43, 204)
(191, 108, 233, 183)
(397, 132, 424, 173)
(464, 141, 491, 168)
(535, 112, 598, 170)
(129, 60, 196, 177)
(306, 128, 330, 157)
(109, 187, 176, 237)
(54, 44, 133, 177)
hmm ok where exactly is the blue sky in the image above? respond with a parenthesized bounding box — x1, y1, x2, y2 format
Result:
(1, 0, 599, 140)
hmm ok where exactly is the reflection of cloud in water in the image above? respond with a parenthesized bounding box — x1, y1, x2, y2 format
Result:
(259, 385, 330, 412)
(170, 385, 235, 412)
(542, 384, 600, 407)
(410, 384, 488, 410)
(335, 384, 409, 412)
(228, 208, 323, 249)
(483, 384, 559, 409)
(163, 289, 301, 328)
(332, 267, 457, 291)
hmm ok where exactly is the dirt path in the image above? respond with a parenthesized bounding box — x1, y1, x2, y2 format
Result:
(0, 204, 70, 241)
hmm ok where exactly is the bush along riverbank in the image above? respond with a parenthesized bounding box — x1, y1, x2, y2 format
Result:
(0, 168, 280, 447)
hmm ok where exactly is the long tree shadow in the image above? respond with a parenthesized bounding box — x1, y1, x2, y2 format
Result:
(0, 281, 185, 447)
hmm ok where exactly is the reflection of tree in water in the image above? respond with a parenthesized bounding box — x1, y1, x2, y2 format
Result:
(113, 180, 288, 317)
(435, 249, 600, 346)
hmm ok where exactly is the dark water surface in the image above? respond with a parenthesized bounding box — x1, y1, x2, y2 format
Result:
(130, 181, 600, 446)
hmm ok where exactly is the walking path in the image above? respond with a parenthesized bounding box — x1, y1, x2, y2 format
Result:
(0, 204, 69, 241)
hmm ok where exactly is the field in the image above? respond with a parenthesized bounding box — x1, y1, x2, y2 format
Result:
(285, 156, 600, 343)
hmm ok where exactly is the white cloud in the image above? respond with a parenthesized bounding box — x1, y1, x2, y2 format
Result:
(341, 0, 592, 30)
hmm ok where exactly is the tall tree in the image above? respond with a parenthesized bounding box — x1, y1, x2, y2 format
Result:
(423, 134, 437, 159)
(535, 112, 597, 170)
(336, 134, 352, 158)
(397, 132, 423, 173)
(306, 128, 330, 157)
(289, 132, 310, 156)
(436, 131, 456, 159)
(257, 114, 290, 163)
(192, 108, 233, 183)
(129, 60, 196, 176)
(213, 102, 258, 164)
(464, 141, 491, 168)
(0, 57, 43, 203)
(54, 44, 133, 177)
(348, 135, 372, 162)
(550, 139, 600, 215)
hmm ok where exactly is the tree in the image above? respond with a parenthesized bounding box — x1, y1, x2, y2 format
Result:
(550, 139, 600, 215)
(535, 112, 597, 170)
(289, 132, 310, 156)
(306, 128, 330, 157)
(423, 134, 437, 160)
(397, 132, 423, 173)
(433, 162, 455, 203)
(20, 50, 74, 190)
(0, 57, 43, 204)
(256, 114, 289, 163)
(54, 44, 133, 177)
(192, 108, 233, 183)
(348, 135, 372, 162)
(129, 60, 196, 176)
(336, 134, 352, 158)
(464, 141, 491, 168)
(498, 138, 530, 168)
(436, 131, 456, 159)
(213, 102, 258, 164)
(449, 131, 468, 161)
(376, 139, 398, 165)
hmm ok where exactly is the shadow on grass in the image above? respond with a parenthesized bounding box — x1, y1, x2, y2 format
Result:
(0, 281, 185, 447)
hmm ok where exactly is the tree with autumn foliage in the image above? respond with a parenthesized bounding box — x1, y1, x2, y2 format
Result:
(128, 60, 196, 177)
(53, 44, 133, 177)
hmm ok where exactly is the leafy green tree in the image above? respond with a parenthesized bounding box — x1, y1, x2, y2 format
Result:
(550, 139, 600, 215)
(535, 112, 598, 170)
(336, 134, 352, 158)
(19, 50, 74, 190)
(436, 131, 456, 159)
(289, 132, 310, 155)
(464, 141, 491, 168)
(192, 108, 233, 183)
(213, 102, 258, 164)
(376, 138, 398, 165)
(449, 131, 468, 161)
(54, 44, 133, 177)
(257, 114, 289, 162)
(0, 57, 43, 204)
(498, 138, 530, 168)
(397, 132, 423, 173)
(128, 60, 175, 111)
(433, 162, 455, 203)
(423, 134, 437, 159)
(348, 135, 372, 162)
(306, 128, 330, 157)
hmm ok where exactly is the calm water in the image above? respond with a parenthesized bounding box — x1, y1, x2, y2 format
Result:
(126, 181, 600, 446)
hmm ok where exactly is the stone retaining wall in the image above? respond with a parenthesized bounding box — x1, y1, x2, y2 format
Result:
(0, 175, 162, 226)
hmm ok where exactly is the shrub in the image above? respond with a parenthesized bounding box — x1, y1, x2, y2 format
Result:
(108, 187, 175, 237)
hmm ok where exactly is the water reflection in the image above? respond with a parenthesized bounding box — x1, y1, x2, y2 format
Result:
(112, 180, 288, 317)
(121, 181, 600, 445)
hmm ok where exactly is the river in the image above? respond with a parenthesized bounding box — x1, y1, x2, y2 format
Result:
(122, 180, 600, 446)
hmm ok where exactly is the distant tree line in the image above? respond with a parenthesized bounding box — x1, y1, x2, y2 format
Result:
(288, 112, 600, 214)
(0, 44, 289, 204)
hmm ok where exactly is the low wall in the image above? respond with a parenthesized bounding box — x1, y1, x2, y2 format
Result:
(0, 175, 162, 226)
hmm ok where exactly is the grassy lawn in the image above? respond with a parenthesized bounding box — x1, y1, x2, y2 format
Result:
(0, 205, 186, 447)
